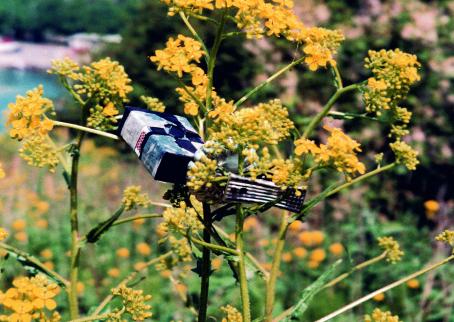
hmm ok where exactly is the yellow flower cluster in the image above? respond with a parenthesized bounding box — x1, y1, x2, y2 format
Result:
(389, 140, 419, 171)
(295, 126, 366, 178)
(19, 135, 60, 172)
(0, 227, 8, 241)
(7, 85, 54, 140)
(187, 156, 218, 192)
(221, 305, 243, 322)
(49, 57, 132, 131)
(160, 201, 204, 234)
(150, 35, 210, 116)
(245, 147, 305, 192)
(159, 0, 343, 71)
(109, 285, 152, 321)
(435, 230, 454, 247)
(0, 275, 61, 322)
(150, 35, 204, 78)
(364, 308, 402, 322)
(169, 235, 193, 262)
(0, 163, 5, 179)
(209, 99, 294, 149)
(121, 186, 151, 211)
(301, 27, 344, 71)
(141, 96, 166, 112)
(364, 49, 420, 114)
(377, 236, 404, 263)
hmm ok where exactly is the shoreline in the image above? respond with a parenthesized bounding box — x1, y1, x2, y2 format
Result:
(0, 42, 85, 70)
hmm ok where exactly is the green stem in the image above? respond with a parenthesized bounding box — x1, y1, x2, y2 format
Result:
(179, 12, 210, 62)
(302, 83, 358, 139)
(332, 65, 343, 89)
(53, 120, 119, 140)
(198, 203, 212, 322)
(315, 255, 454, 322)
(111, 214, 163, 226)
(323, 252, 387, 289)
(325, 163, 396, 199)
(212, 224, 269, 279)
(236, 204, 251, 322)
(235, 56, 306, 107)
(205, 11, 226, 113)
(68, 132, 85, 319)
(294, 163, 397, 221)
(173, 74, 207, 113)
(265, 212, 289, 321)
(191, 235, 239, 256)
(0, 242, 69, 287)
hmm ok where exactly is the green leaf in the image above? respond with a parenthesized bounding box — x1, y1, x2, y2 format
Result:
(283, 260, 342, 321)
(85, 206, 125, 243)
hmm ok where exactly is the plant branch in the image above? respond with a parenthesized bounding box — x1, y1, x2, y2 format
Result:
(0, 242, 69, 287)
(315, 255, 454, 322)
(236, 204, 251, 322)
(68, 132, 85, 319)
(111, 213, 163, 226)
(323, 252, 387, 289)
(302, 83, 359, 139)
(179, 12, 210, 62)
(235, 56, 306, 107)
(53, 121, 119, 140)
(198, 203, 212, 322)
(265, 211, 289, 321)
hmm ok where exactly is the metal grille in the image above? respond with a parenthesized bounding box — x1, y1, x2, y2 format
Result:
(223, 174, 305, 213)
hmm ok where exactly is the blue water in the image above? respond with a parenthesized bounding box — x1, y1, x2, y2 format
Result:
(0, 69, 65, 130)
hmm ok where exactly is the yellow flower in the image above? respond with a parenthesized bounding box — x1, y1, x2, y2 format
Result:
(293, 247, 307, 258)
(12, 219, 26, 231)
(311, 231, 325, 245)
(307, 260, 320, 269)
(377, 236, 404, 263)
(40, 249, 53, 260)
(243, 216, 259, 232)
(435, 230, 454, 247)
(7, 85, 54, 140)
(134, 261, 147, 271)
(108, 268, 121, 278)
(19, 135, 60, 172)
(364, 308, 401, 322)
(141, 96, 166, 112)
(221, 305, 243, 322)
(424, 200, 439, 219)
(282, 252, 293, 262)
(209, 99, 294, 149)
(110, 285, 152, 321)
(212, 257, 223, 270)
(389, 140, 419, 170)
(367, 78, 387, 91)
(0, 227, 8, 241)
(0, 162, 5, 179)
(136, 242, 152, 256)
(161, 201, 203, 234)
(309, 248, 326, 262)
(295, 126, 365, 178)
(150, 35, 204, 77)
(122, 186, 150, 211)
(372, 293, 385, 302)
(288, 220, 304, 232)
(406, 279, 420, 289)
(36, 219, 49, 229)
(329, 243, 344, 256)
(116, 248, 130, 258)
(101, 102, 119, 117)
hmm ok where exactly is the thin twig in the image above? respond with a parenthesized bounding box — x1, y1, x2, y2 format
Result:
(0, 242, 69, 287)
(315, 255, 454, 322)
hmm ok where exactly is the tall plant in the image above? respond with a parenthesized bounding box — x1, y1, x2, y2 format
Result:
(1, 0, 453, 321)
